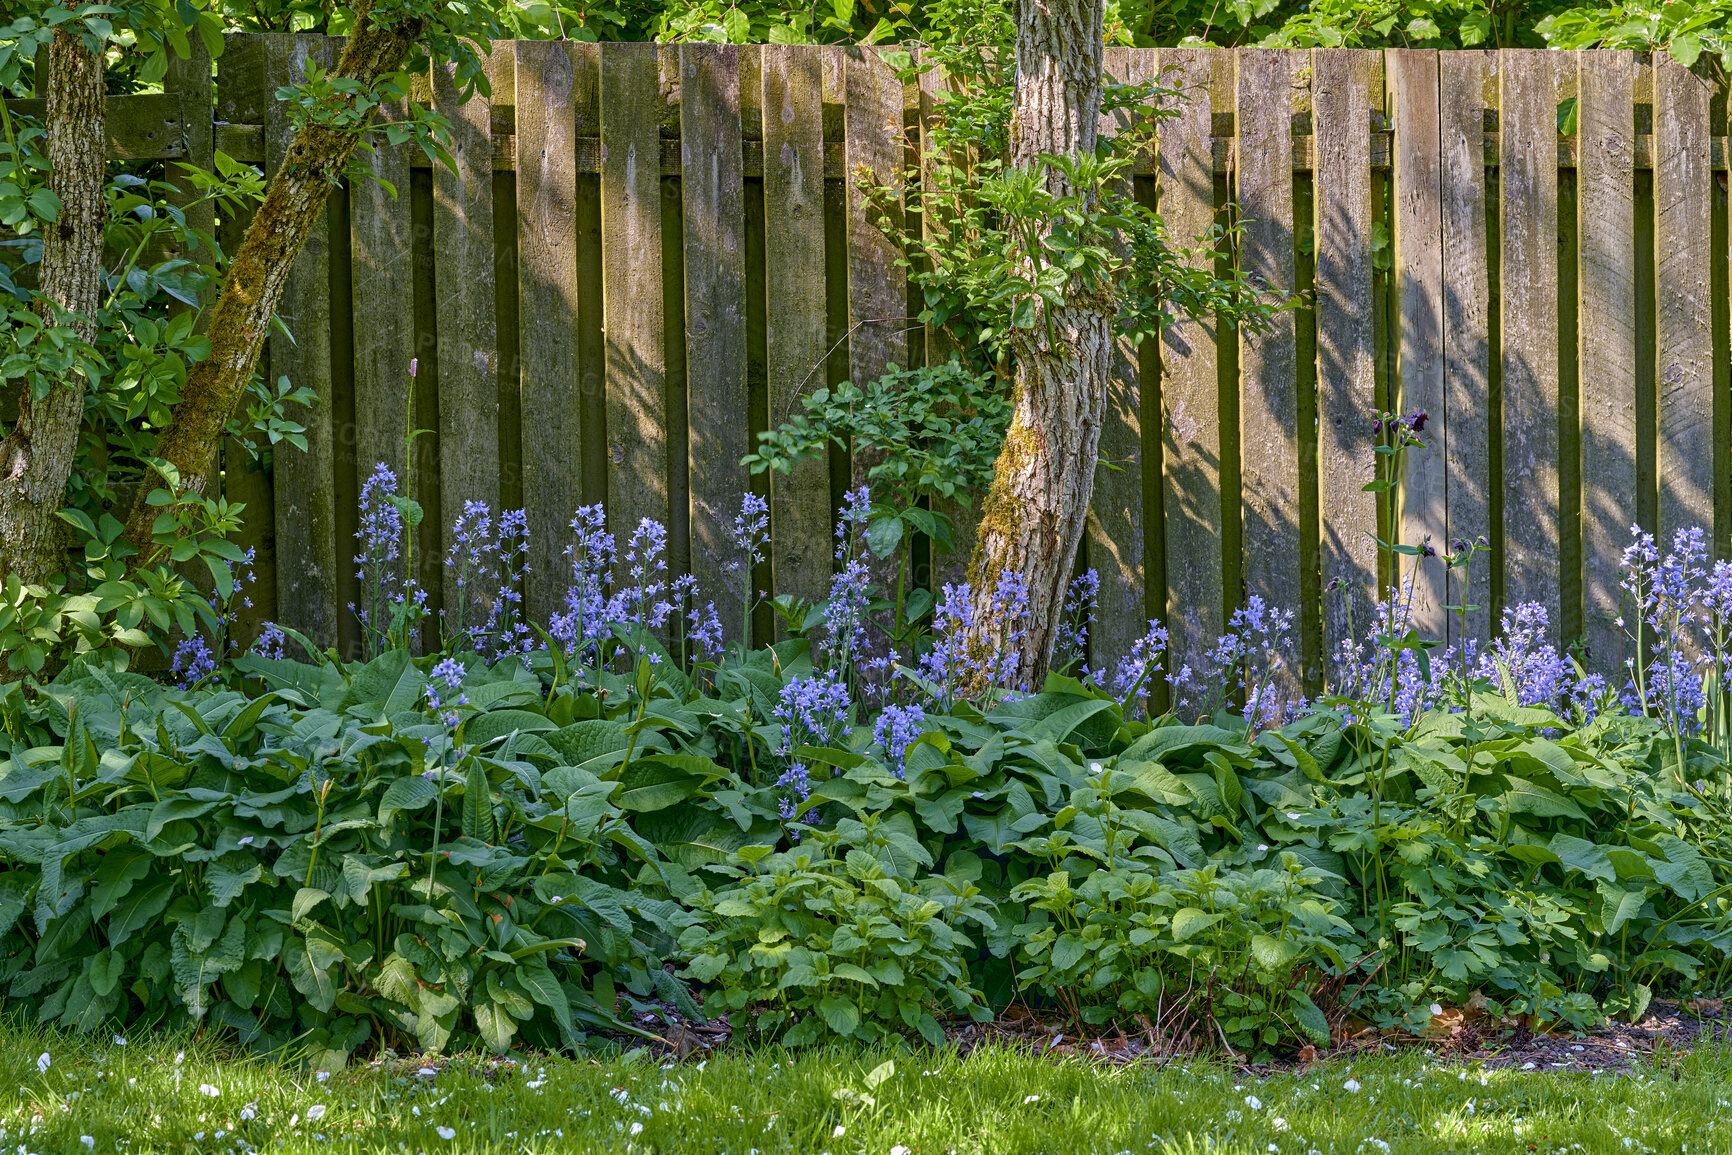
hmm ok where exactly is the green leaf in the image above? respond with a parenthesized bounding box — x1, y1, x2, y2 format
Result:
(1597, 880, 1648, 936)
(1548, 832, 1616, 882)
(463, 760, 495, 843)
(341, 649, 427, 716)
(474, 998, 518, 1053)
(1288, 990, 1330, 1046)
(378, 775, 437, 824)
(818, 995, 861, 1037)
(1170, 907, 1220, 942)
(284, 934, 339, 1013)
(206, 856, 263, 907)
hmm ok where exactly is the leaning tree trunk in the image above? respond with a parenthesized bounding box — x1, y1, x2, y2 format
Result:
(962, 0, 1111, 689)
(0, 31, 105, 586)
(120, 3, 428, 561)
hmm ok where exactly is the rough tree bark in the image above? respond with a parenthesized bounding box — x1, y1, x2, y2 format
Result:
(0, 31, 105, 585)
(120, 2, 428, 560)
(963, 0, 1110, 689)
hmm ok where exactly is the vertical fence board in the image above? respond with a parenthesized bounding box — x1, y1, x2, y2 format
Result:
(1440, 51, 1492, 646)
(350, 102, 414, 486)
(1499, 49, 1561, 624)
(917, 50, 977, 592)
(267, 35, 340, 647)
(601, 43, 669, 554)
(761, 46, 831, 609)
(1083, 47, 1155, 670)
(221, 195, 275, 646)
(516, 40, 589, 624)
(433, 52, 501, 623)
(682, 44, 751, 642)
(164, 40, 214, 250)
(1312, 49, 1379, 676)
(1577, 51, 1638, 670)
(1234, 48, 1303, 681)
(1654, 55, 1715, 545)
(845, 46, 909, 454)
(1156, 47, 1225, 684)
(1387, 50, 1447, 632)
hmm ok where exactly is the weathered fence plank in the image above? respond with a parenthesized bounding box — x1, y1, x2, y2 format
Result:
(1087, 46, 1156, 671)
(844, 46, 909, 456)
(433, 50, 502, 624)
(515, 40, 590, 624)
(601, 43, 669, 557)
(1387, 49, 1447, 633)
(267, 35, 340, 648)
(916, 49, 977, 593)
(1499, 49, 1561, 624)
(1235, 48, 1303, 680)
(681, 44, 751, 643)
(760, 45, 831, 610)
(350, 91, 414, 484)
(1654, 54, 1716, 548)
(1157, 47, 1225, 686)
(1312, 48, 1380, 677)
(1577, 50, 1638, 672)
(1440, 50, 1492, 646)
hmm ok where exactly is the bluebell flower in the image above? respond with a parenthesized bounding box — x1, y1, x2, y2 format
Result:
(425, 657, 470, 728)
(1111, 619, 1169, 713)
(872, 702, 926, 779)
(250, 622, 287, 661)
(730, 492, 770, 574)
(1053, 569, 1099, 672)
(354, 464, 410, 651)
(171, 637, 217, 689)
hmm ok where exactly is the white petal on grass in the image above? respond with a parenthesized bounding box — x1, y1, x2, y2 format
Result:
(36, 1053, 50, 1074)
(199, 1084, 220, 1097)
(436, 1126, 456, 1140)
(832, 1125, 846, 1138)
(1023, 1094, 1041, 1104)
(1245, 1094, 1262, 1110)
(306, 1105, 326, 1122)
(1343, 1078, 1361, 1092)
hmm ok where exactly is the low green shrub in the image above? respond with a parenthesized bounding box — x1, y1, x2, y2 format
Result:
(1011, 856, 1348, 1049)
(677, 818, 996, 1045)
(0, 653, 699, 1065)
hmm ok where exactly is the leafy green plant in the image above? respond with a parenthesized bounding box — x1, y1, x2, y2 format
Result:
(1012, 856, 1348, 1050)
(1537, 0, 1732, 72)
(677, 817, 996, 1046)
(0, 651, 707, 1062)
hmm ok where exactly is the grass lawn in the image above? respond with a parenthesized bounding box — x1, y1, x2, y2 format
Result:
(4, 1021, 1732, 1155)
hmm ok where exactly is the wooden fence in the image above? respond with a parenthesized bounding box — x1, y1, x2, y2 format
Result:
(16, 38, 1732, 685)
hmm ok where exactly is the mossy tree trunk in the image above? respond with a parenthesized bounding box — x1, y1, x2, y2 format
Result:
(120, 3, 429, 561)
(0, 31, 105, 586)
(963, 0, 1111, 688)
